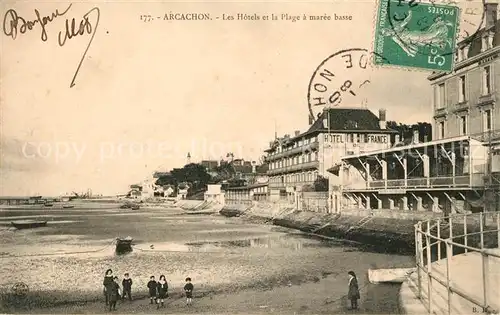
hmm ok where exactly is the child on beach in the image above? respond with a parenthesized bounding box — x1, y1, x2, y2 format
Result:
(107, 276, 121, 312)
(121, 273, 133, 301)
(103, 269, 114, 306)
(156, 275, 168, 309)
(347, 271, 360, 310)
(147, 276, 157, 304)
(184, 277, 194, 305)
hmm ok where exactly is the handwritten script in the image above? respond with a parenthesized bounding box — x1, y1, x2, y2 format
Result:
(3, 4, 100, 88)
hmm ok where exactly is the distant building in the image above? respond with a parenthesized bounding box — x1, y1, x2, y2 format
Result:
(201, 160, 219, 171)
(264, 107, 398, 195)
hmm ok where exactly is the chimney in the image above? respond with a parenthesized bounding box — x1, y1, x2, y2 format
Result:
(485, 1, 498, 29)
(294, 130, 300, 137)
(413, 129, 420, 144)
(252, 164, 256, 173)
(379, 109, 387, 129)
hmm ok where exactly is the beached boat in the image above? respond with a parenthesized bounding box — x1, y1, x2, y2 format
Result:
(62, 204, 74, 208)
(43, 202, 53, 207)
(11, 220, 48, 229)
(131, 204, 140, 210)
(116, 237, 133, 254)
(368, 268, 416, 284)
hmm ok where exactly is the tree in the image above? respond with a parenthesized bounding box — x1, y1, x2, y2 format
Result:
(313, 176, 329, 192)
(155, 163, 211, 193)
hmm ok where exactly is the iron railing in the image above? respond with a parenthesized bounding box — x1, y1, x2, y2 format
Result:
(414, 212, 500, 315)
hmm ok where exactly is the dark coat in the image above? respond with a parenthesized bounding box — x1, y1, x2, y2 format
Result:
(184, 283, 193, 298)
(122, 278, 132, 290)
(157, 281, 168, 298)
(348, 277, 360, 300)
(107, 282, 120, 302)
(147, 280, 157, 296)
(103, 276, 114, 294)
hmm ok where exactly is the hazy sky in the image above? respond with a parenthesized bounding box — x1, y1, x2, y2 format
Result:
(1, 0, 482, 196)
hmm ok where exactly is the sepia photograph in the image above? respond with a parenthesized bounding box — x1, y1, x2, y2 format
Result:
(0, 0, 499, 314)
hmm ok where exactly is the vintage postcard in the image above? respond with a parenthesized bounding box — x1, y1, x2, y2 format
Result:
(1, 0, 499, 314)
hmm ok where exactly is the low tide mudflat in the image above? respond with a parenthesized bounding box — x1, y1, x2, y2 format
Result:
(0, 204, 413, 314)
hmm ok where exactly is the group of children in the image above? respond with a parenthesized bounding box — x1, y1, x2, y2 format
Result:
(102, 269, 194, 312)
(102, 269, 359, 312)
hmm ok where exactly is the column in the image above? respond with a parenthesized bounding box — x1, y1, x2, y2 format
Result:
(388, 198, 395, 210)
(432, 197, 439, 212)
(422, 154, 430, 187)
(381, 160, 388, 189)
(402, 196, 409, 211)
(365, 195, 371, 210)
(416, 196, 423, 211)
(365, 162, 371, 187)
(403, 157, 408, 187)
(357, 195, 363, 208)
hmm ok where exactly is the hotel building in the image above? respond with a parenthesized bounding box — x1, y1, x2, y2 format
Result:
(337, 3, 500, 213)
(265, 107, 398, 197)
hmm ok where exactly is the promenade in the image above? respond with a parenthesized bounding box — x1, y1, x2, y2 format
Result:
(400, 213, 500, 315)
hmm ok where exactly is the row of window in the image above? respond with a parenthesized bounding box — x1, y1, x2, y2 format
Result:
(455, 32, 494, 63)
(269, 171, 319, 184)
(436, 109, 493, 139)
(269, 152, 319, 170)
(435, 65, 492, 108)
(270, 136, 317, 154)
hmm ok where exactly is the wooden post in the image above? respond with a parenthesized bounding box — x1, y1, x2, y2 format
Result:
(426, 221, 433, 313)
(449, 215, 454, 255)
(464, 215, 468, 254)
(446, 240, 453, 315)
(482, 252, 490, 311)
(480, 212, 484, 249)
(437, 219, 441, 260)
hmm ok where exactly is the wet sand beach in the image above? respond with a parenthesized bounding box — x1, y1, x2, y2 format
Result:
(0, 204, 413, 314)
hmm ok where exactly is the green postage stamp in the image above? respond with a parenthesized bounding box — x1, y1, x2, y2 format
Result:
(374, 0, 460, 72)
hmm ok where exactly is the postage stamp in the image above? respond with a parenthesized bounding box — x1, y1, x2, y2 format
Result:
(373, 0, 460, 71)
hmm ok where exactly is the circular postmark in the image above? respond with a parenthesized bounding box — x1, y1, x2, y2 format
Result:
(385, 0, 486, 59)
(307, 48, 389, 120)
(11, 282, 29, 296)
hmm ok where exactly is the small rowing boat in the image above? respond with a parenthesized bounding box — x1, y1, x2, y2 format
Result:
(62, 204, 74, 209)
(368, 268, 416, 284)
(11, 220, 48, 229)
(116, 237, 133, 254)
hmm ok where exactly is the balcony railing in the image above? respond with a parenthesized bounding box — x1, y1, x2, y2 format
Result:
(343, 174, 485, 191)
(266, 141, 319, 162)
(267, 161, 320, 175)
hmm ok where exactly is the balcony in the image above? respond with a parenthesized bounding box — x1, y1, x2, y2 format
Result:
(478, 93, 496, 106)
(267, 160, 320, 176)
(266, 141, 319, 162)
(343, 174, 485, 192)
(434, 107, 447, 118)
(453, 100, 469, 113)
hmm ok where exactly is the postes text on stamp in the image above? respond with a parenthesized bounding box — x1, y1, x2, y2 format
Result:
(374, 0, 460, 71)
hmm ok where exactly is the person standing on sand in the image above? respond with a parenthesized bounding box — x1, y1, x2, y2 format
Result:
(147, 276, 157, 304)
(184, 277, 194, 305)
(156, 275, 168, 309)
(107, 276, 121, 312)
(121, 273, 133, 301)
(103, 269, 114, 306)
(347, 271, 360, 310)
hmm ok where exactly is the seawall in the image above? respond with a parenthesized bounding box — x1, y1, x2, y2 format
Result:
(220, 203, 443, 255)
